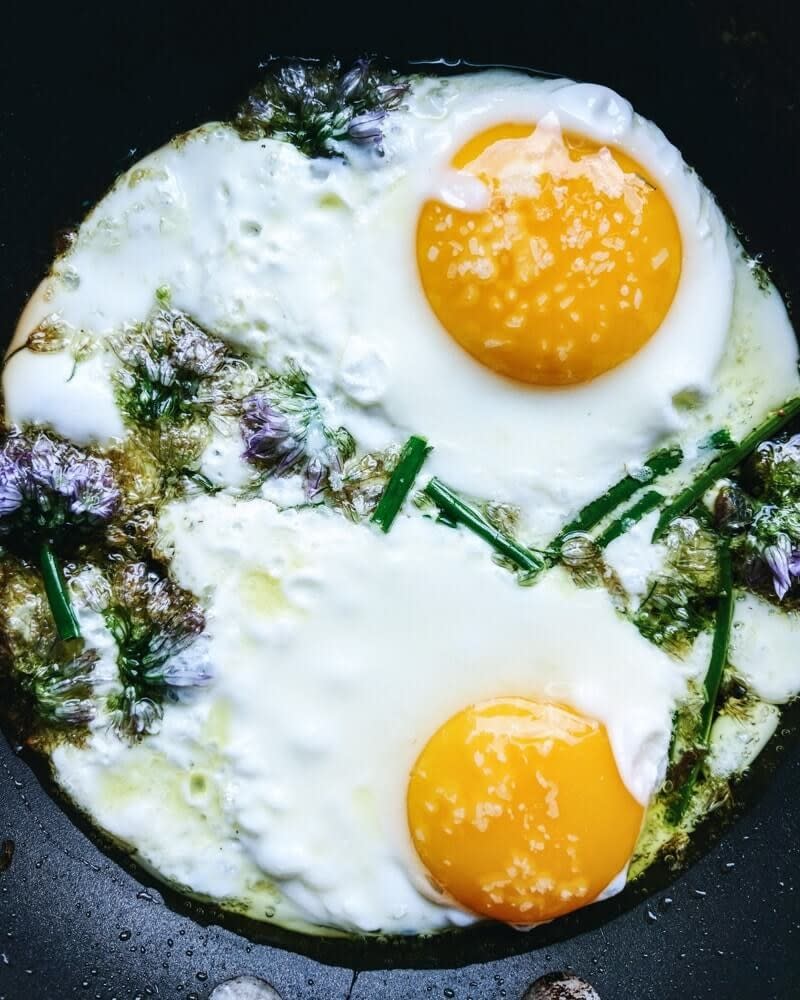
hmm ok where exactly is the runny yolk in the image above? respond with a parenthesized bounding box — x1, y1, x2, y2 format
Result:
(416, 123, 682, 385)
(407, 698, 645, 923)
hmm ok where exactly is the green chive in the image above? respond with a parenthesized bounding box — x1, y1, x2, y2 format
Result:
(372, 436, 431, 532)
(550, 445, 682, 555)
(40, 541, 81, 642)
(594, 490, 664, 549)
(424, 478, 545, 573)
(667, 542, 734, 824)
(653, 396, 800, 541)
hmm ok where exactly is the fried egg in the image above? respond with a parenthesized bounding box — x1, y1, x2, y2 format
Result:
(2, 67, 799, 937)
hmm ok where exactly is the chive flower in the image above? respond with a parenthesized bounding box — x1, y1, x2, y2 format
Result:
(0, 430, 120, 640)
(24, 650, 99, 727)
(104, 562, 212, 738)
(241, 362, 355, 497)
(113, 310, 240, 427)
(234, 58, 409, 158)
(762, 533, 800, 600)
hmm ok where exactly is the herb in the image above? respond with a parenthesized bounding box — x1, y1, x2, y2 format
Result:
(550, 446, 682, 555)
(594, 490, 664, 549)
(0, 430, 120, 641)
(20, 649, 99, 727)
(743, 507, 800, 600)
(112, 310, 233, 428)
(371, 436, 431, 532)
(653, 397, 800, 540)
(104, 563, 211, 738)
(241, 362, 355, 497)
(424, 478, 546, 576)
(702, 428, 736, 452)
(234, 58, 408, 158)
(634, 517, 719, 654)
(326, 447, 400, 521)
(667, 543, 734, 823)
(749, 256, 772, 293)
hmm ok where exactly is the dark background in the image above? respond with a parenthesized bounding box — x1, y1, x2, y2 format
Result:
(1, 1, 799, 998)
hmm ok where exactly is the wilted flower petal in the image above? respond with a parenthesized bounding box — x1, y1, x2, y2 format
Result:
(348, 110, 387, 146)
(764, 533, 794, 599)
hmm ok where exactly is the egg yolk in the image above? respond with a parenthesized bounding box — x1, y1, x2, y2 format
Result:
(416, 123, 682, 385)
(407, 698, 645, 923)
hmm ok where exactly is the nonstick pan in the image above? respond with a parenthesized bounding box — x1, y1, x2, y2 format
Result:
(1, 2, 799, 998)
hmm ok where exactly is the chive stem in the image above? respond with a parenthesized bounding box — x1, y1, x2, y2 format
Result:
(594, 490, 664, 549)
(550, 445, 682, 554)
(653, 396, 800, 541)
(424, 478, 545, 573)
(40, 542, 81, 642)
(372, 436, 431, 532)
(668, 542, 734, 824)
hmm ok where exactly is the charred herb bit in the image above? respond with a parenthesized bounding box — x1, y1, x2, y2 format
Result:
(103, 563, 211, 738)
(371, 436, 431, 532)
(667, 543, 735, 824)
(424, 478, 546, 576)
(234, 58, 409, 158)
(241, 362, 355, 498)
(634, 517, 719, 655)
(0, 430, 120, 641)
(653, 396, 800, 541)
(550, 446, 683, 556)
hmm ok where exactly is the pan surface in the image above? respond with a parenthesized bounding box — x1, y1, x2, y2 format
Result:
(1, 2, 799, 997)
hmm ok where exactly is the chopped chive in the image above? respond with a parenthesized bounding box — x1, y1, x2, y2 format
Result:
(372, 436, 431, 532)
(594, 490, 664, 549)
(424, 478, 545, 573)
(40, 542, 81, 642)
(667, 542, 734, 824)
(653, 396, 800, 541)
(549, 446, 682, 555)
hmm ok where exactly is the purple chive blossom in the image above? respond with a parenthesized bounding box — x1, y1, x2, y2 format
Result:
(240, 366, 354, 498)
(763, 533, 800, 600)
(0, 430, 120, 542)
(241, 395, 305, 474)
(348, 110, 387, 147)
(113, 310, 232, 426)
(339, 59, 372, 100)
(106, 563, 212, 738)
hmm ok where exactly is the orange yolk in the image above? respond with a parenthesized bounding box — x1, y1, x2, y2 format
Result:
(416, 123, 682, 385)
(407, 698, 644, 923)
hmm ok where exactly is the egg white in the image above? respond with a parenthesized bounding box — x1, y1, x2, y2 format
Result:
(54, 493, 687, 934)
(7, 71, 735, 539)
(2, 69, 799, 936)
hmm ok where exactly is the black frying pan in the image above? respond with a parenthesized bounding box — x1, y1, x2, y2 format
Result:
(1, 2, 799, 998)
